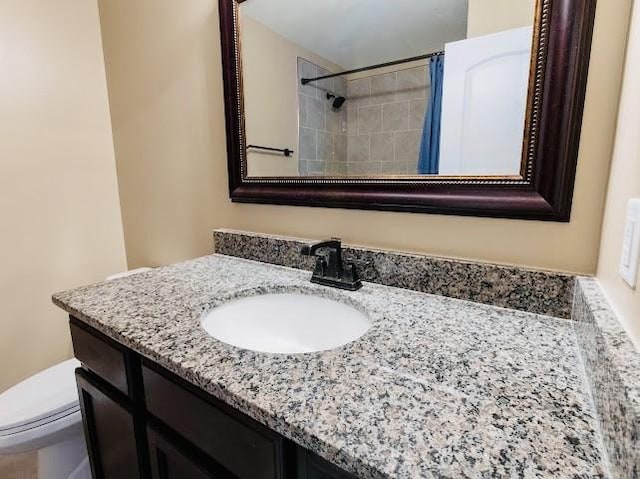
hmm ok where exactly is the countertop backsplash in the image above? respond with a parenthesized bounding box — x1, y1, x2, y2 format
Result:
(213, 229, 575, 318)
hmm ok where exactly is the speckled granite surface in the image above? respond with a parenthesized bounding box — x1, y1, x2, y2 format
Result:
(53, 255, 607, 478)
(573, 278, 640, 479)
(213, 229, 575, 319)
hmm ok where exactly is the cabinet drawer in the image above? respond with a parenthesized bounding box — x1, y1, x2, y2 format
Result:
(70, 318, 131, 397)
(142, 363, 284, 479)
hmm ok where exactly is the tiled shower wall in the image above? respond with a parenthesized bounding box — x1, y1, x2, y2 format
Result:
(297, 60, 430, 176)
(297, 58, 348, 175)
(346, 66, 430, 175)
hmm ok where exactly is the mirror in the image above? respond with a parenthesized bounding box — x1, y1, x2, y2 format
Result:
(239, 0, 536, 178)
(221, 0, 596, 220)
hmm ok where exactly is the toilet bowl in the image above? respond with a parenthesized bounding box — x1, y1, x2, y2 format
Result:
(0, 358, 90, 479)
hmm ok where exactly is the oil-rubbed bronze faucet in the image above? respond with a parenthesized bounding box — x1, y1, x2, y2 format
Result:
(300, 238, 362, 291)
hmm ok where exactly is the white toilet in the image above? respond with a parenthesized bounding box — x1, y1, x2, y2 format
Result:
(0, 358, 90, 479)
(0, 267, 151, 478)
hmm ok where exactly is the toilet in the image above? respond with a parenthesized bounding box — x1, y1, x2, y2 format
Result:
(0, 267, 151, 478)
(0, 358, 90, 479)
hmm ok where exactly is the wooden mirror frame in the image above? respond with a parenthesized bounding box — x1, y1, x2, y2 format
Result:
(220, 0, 597, 221)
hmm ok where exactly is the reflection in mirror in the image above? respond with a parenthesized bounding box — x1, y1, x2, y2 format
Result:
(239, 0, 536, 178)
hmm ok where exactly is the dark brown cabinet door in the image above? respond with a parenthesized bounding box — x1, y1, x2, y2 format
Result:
(147, 426, 225, 479)
(76, 369, 141, 479)
(297, 450, 355, 479)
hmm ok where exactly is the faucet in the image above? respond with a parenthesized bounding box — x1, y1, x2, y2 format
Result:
(300, 238, 362, 291)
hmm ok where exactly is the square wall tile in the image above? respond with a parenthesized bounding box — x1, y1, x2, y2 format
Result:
(347, 78, 371, 108)
(358, 106, 383, 134)
(395, 130, 421, 162)
(347, 135, 370, 162)
(383, 102, 410, 132)
(371, 132, 394, 163)
(397, 67, 428, 101)
(371, 73, 397, 105)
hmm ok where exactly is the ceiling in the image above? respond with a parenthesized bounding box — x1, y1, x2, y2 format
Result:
(240, 0, 469, 70)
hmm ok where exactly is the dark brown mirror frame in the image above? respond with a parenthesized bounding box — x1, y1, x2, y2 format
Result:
(220, 0, 597, 221)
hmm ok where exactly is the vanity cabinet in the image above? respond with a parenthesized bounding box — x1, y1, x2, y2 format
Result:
(69, 317, 355, 479)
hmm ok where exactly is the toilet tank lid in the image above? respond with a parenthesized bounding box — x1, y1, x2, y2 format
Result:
(0, 358, 81, 433)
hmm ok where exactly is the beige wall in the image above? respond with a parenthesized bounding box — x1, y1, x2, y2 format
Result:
(467, 0, 536, 38)
(101, 0, 630, 276)
(0, 0, 127, 391)
(97, 0, 223, 268)
(242, 16, 299, 176)
(597, 0, 640, 348)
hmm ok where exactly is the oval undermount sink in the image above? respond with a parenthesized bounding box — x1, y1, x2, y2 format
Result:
(201, 293, 370, 354)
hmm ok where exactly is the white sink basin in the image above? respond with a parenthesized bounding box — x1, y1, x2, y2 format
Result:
(201, 293, 370, 354)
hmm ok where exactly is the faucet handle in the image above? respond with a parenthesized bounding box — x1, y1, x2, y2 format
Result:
(300, 238, 342, 256)
(312, 256, 327, 277)
(344, 262, 360, 283)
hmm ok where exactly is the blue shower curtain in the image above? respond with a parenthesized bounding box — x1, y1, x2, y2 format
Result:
(418, 54, 444, 175)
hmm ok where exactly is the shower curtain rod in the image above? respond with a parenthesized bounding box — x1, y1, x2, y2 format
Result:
(300, 50, 444, 85)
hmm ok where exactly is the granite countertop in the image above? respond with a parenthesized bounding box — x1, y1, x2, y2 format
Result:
(53, 255, 608, 478)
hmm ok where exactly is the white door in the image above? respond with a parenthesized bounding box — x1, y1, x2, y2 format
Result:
(438, 26, 533, 175)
